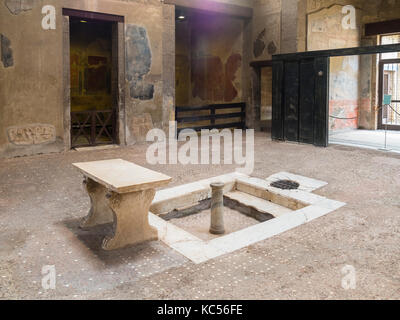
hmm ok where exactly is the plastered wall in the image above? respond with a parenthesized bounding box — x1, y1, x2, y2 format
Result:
(2, 0, 400, 157)
(252, 0, 281, 61)
(299, 0, 400, 131)
(306, 4, 361, 131)
(175, 12, 244, 107)
(0, 0, 64, 157)
(260, 67, 272, 122)
(0, 0, 175, 157)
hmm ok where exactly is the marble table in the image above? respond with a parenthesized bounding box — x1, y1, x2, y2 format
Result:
(73, 159, 171, 250)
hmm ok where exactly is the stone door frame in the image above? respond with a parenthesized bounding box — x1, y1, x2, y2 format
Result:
(62, 9, 126, 150)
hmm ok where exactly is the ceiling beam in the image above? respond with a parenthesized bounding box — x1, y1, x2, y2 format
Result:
(365, 19, 400, 37)
(62, 8, 124, 22)
(163, 0, 253, 19)
(272, 44, 400, 61)
(250, 60, 273, 68)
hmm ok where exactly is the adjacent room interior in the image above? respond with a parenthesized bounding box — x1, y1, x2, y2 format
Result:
(174, 6, 247, 134)
(328, 34, 400, 152)
(69, 17, 116, 148)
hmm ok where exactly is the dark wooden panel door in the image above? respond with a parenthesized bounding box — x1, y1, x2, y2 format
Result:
(283, 61, 299, 142)
(313, 57, 329, 147)
(299, 59, 315, 144)
(272, 60, 284, 140)
(272, 56, 329, 147)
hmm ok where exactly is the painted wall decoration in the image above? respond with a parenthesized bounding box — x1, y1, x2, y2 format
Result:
(175, 13, 243, 106)
(191, 53, 242, 103)
(267, 41, 277, 55)
(1, 34, 13, 68)
(125, 25, 154, 101)
(87, 56, 109, 94)
(307, 5, 360, 131)
(224, 53, 242, 102)
(69, 19, 113, 112)
(253, 29, 266, 58)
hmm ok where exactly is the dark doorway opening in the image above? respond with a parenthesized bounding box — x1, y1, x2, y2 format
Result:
(378, 33, 400, 131)
(69, 17, 116, 147)
(378, 59, 400, 130)
(249, 60, 273, 133)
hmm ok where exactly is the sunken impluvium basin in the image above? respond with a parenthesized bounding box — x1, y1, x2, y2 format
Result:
(156, 178, 305, 241)
(148, 172, 345, 264)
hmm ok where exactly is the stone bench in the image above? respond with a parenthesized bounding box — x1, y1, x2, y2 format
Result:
(73, 159, 171, 250)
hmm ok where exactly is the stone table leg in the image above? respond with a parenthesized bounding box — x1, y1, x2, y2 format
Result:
(80, 178, 114, 229)
(102, 188, 158, 250)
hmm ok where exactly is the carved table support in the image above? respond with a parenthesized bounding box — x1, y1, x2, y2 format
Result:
(102, 188, 157, 250)
(80, 178, 114, 229)
(73, 159, 171, 250)
(80, 178, 158, 250)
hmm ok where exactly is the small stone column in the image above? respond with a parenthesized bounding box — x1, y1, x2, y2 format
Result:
(210, 182, 225, 235)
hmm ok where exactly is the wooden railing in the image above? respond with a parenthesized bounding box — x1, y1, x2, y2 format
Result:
(175, 102, 246, 135)
(71, 109, 116, 147)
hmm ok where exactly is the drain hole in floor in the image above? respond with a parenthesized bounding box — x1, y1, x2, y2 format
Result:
(270, 179, 300, 190)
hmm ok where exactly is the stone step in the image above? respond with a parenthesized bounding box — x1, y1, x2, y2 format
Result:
(224, 191, 293, 218)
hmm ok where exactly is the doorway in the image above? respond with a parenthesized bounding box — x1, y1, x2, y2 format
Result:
(260, 66, 273, 133)
(271, 43, 400, 148)
(62, 9, 125, 150)
(378, 34, 400, 131)
(378, 59, 400, 130)
(69, 17, 116, 147)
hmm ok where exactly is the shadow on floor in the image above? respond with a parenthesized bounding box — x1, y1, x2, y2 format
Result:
(62, 218, 161, 267)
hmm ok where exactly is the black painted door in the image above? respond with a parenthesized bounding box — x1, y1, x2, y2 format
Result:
(272, 57, 329, 147)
